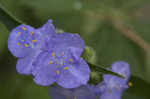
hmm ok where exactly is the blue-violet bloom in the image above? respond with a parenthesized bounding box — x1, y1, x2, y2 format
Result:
(32, 30, 90, 88)
(100, 61, 130, 99)
(8, 19, 90, 88)
(8, 20, 55, 75)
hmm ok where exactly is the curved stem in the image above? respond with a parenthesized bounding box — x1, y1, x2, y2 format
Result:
(111, 17, 150, 53)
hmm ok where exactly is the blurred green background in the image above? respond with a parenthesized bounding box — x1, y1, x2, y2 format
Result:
(0, 0, 150, 99)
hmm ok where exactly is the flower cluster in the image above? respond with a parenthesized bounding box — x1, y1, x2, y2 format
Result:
(99, 61, 130, 99)
(8, 19, 131, 99)
(48, 61, 131, 99)
(8, 19, 90, 88)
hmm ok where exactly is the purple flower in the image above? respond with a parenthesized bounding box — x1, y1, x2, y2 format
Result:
(32, 31, 90, 88)
(8, 20, 55, 75)
(100, 61, 130, 99)
(48, 85, 97, 99)
(8, 19, 90, 88)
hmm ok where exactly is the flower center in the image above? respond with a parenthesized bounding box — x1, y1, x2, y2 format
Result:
(48, 52, 74, 75)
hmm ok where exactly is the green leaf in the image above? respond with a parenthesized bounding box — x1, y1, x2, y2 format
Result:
(87, 62, 124, 78)
(0, 22, 9, 57)
(0, 74, 49, 99)
(123, 76, 150, 99)
(0, 3, 22, 30)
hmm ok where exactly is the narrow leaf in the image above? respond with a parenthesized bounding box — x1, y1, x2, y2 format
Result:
(0, 4, 22, 30)
(87, 62, 124, 78)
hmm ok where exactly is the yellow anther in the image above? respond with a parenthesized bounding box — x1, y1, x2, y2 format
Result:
(30, 32, 34, 36)
(74, 96, 77, 99)
(24, 44, 29, 47)
(101, 85, 105, 90)
(22, 27, 27, 30)
(61, 52, 64, 56)
(52, 52, 55, 57)
(64, 67, 69, 70)
(128, 82, 133, 87)
(21, 40, 24, 42)
(18, 32, 21, 35)
(48, 61, 53, 64)
(117, 87, 121, 91)
(56, 70, 60, 75)
(69, 58, 73, 62)
(32, 40, 37, 43)
(17, 43, 21, 46)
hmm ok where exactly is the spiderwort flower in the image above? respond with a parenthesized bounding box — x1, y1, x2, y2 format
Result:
(8, 20, 55, 75)
(8, 19, 90, 88)
(100, 61, 131, 99)
(32, 32, 90, 88)
(48, 85, 97, 99)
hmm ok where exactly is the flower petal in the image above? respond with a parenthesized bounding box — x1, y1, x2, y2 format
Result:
(46, 33, 84, 59)
(37, 19, 55, 36)
(94, 82, 106, 95)
(103, 61, 130, 88)
(49, 85, 74, 99)
(49, 85, 97, 99)
(74, 86, 97, 99)
(57, 58, 90, 88)
(112, 61, 130, 80)
(100, 88, 122, 99)
(16, 50, 41, 75)
(32, 51, 58, 86)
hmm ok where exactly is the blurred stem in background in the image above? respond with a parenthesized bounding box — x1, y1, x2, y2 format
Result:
(111, 16, 150, 53)
(111, 16, 150, 81)
(83, 10, 150, 53)
(81, 9, 150, 82)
